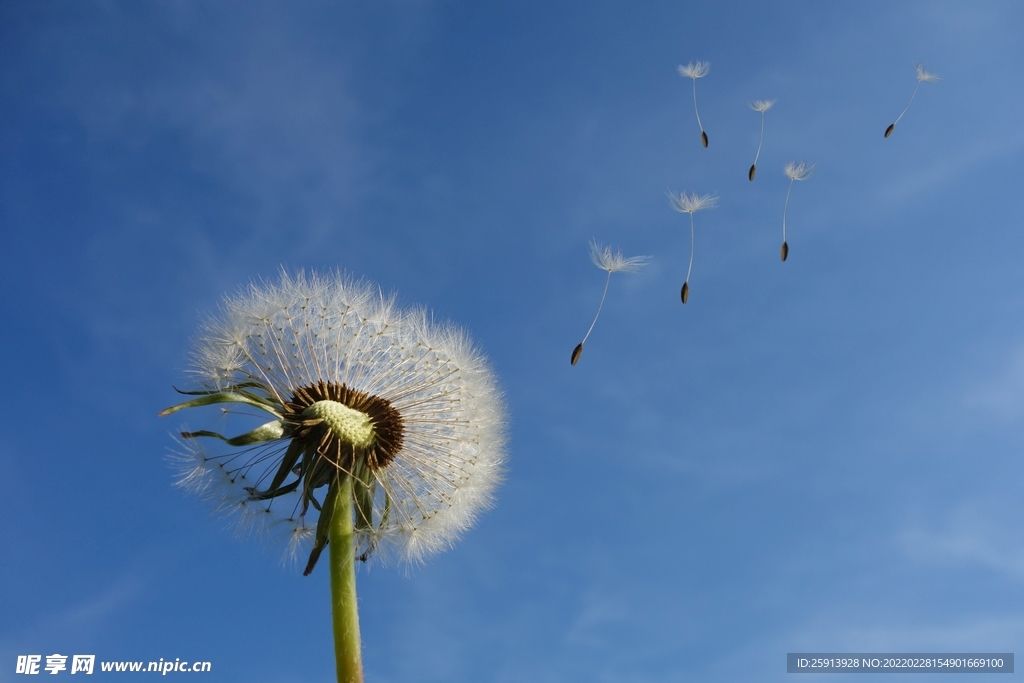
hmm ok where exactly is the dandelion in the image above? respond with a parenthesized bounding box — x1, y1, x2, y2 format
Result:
(781, 161, 815, 261)
(161, 270, 506, 683)
(678, 61, 710, 147)
(571, 241, 649, 366)
(885, 63, 940, 138)
(748, 99, 775, 180)
(668, 191, 719, 303)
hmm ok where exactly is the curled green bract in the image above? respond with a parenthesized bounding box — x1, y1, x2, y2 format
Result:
(159, 386, 282, 419)
(181, 420, 285, 446)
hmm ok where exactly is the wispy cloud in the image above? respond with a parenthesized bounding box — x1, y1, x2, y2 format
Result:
(563, 583, 633, 648)
(963, 345, 1024, 420)
(899, 500, 1024, 579)
(878, 134, 1024, 205)
(41, 3, 435, 252)
(0, 576, 143, 657)
(702, 614, 1024, 682)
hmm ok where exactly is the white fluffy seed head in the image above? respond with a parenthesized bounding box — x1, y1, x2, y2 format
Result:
(668, 190, 719, 214)
(678, 61, 710, 79)
(174, 270, 507, 566)
(784, 161, 815, 181)
(750, 99, 776, 112)
(915, 63, 940, 83)
(589, 241, 649, 274)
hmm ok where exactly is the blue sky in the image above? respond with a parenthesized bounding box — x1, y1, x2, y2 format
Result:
(3, 1, 1024, 681)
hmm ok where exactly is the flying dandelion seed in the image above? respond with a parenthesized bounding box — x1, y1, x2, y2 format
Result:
(748, 99, 775, 180)
(161, 270, 506, 683)
(668, 191, 719, 302)
(571, 241, 649, 366)
(781, 161, 815, 261)
(885, 63, 940, 138)
(678, 61, 710, 147)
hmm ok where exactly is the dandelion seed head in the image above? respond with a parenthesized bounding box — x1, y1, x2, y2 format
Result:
(677, 61, 710, 79)
(167, 435, 217, 496)
(784, 161, 815, 181)
(915, 63, 940, 83)
(167, 270, 507, 567)
(283, 519, 315, 567)
(588, 241, 649, 274)
(750, 99, 776, 112)
(668, 191, 719, 214)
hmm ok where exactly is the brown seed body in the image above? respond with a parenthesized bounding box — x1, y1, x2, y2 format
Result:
(885, 123, 895, 138)
(748, 164, 757, 181)
(701, 130, 709, 148)
(780, 241, 789, 262)
(681, 281, 689, 304)
(571, 342, 584, 366)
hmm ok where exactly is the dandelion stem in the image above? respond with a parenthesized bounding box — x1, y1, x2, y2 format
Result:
(892, 80, 922, 129)
(692, 79, 704, 138)
(580, 270, 612, 345)
(753, 112, 765, 167)
(782, 178, 794, 245)
(685, 212, 695, 285)
(329, 475, 363, 683)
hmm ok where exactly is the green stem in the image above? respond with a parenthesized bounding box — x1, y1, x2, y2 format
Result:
(329, 475, 363, 683)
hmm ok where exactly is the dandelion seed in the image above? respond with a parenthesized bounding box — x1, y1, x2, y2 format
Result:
(162, 270, 506, 682)
(668, 191, 719, 302)
(571, 242, 648, 365)
(885, 63, 940, 137)
(678, 61, 710, 147)
(748, 99, 775, 180)
(781, 161, 815, 261)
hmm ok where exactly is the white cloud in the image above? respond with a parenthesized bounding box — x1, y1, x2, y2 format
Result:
(899, 499, 1024, 578)
(703, 612, 1024, 682)
(878, 133, 1024, 206)
(0, 576, 143, 660)
(37, 1, 437, 252)
(563, 583, 633, 648)
(964, 346, 1024, 420)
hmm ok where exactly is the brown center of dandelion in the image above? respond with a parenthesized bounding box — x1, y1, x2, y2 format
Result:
(285, 381, 404, 470)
